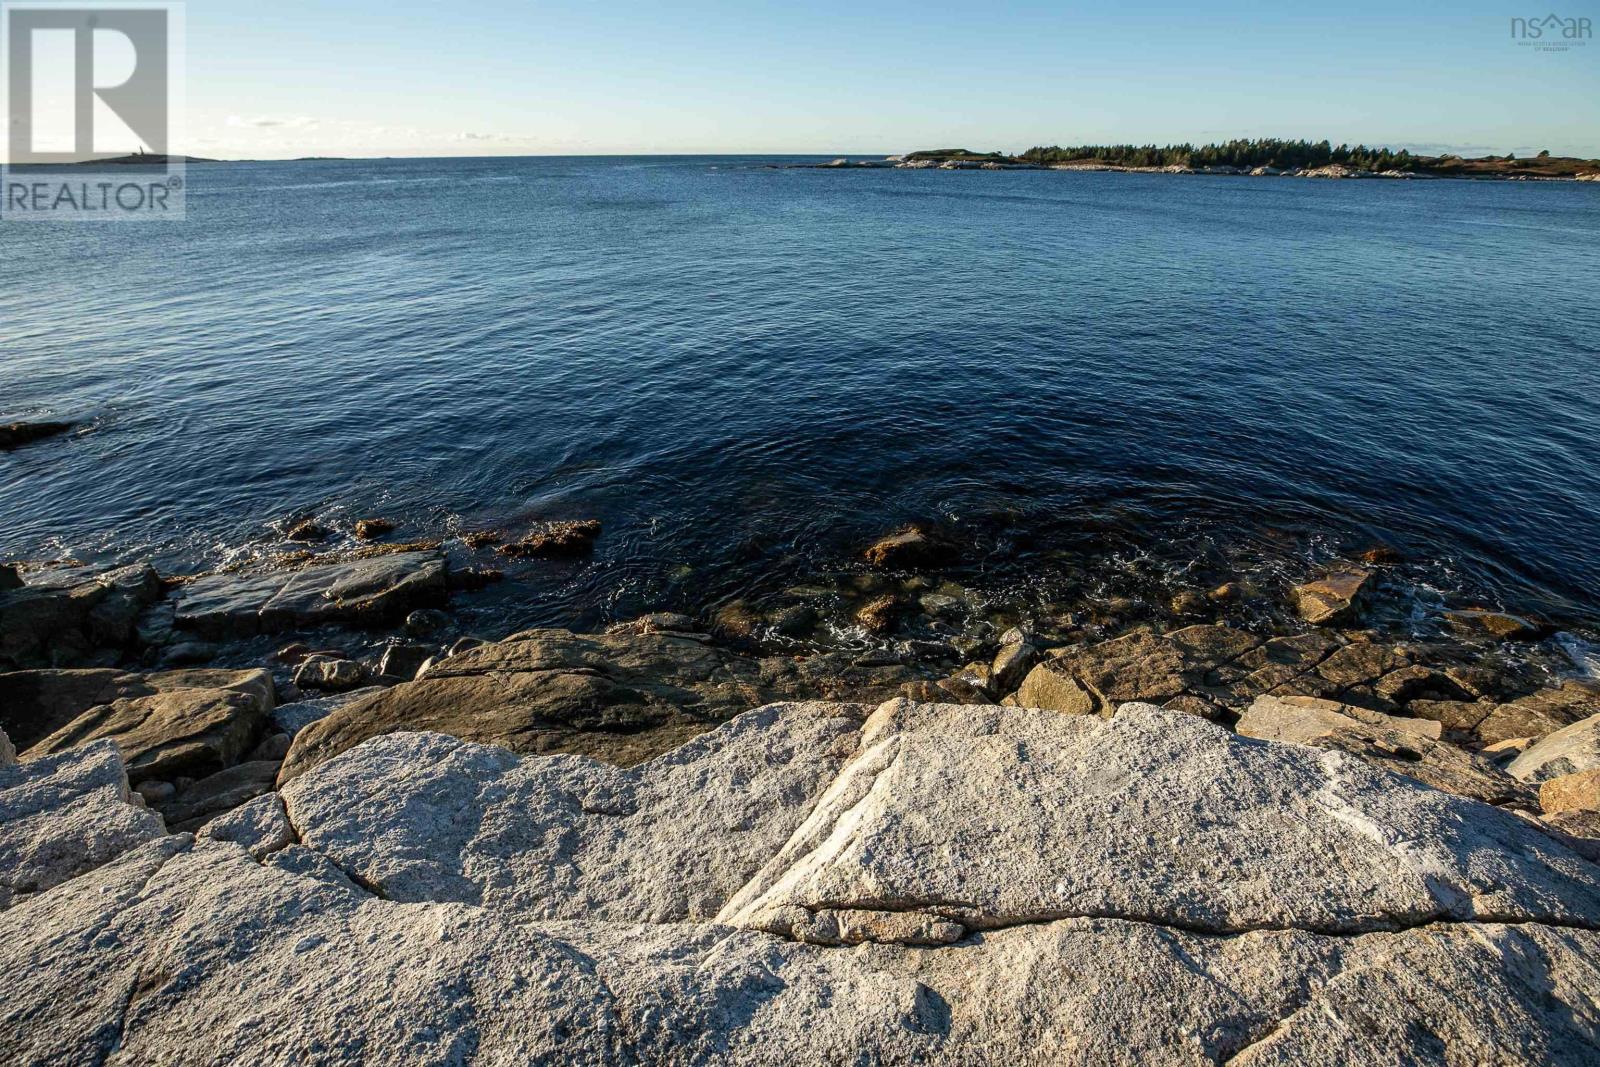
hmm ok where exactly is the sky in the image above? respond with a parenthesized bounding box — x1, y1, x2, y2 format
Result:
(32, 0, 1600, 158)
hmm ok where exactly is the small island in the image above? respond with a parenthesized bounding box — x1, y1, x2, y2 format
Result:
(815, 138, 1600, 181)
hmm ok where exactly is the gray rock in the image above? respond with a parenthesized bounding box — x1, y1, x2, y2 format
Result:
(0, 565, 20, 591)
(269, 687, 385, 737)
(196, 793, 295, 858)
(282, 702, 867, 916)
(721, 702, 1600, 941)
(0, 727, 13, 766)
(1509, 713, 1600, 784)
(4, 701, 1600, 1065)
(0, 739, 164, 909)
(170, 552, 447, 639)
(292, 656, 366, 692)
(159, 640, 217, 666)
(134, 780, 176, 804)
(247, 732, 292, 762)
(0, 563, 161, 669)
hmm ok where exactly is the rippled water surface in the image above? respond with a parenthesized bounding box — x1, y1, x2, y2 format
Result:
(3, 157, 1599, 632)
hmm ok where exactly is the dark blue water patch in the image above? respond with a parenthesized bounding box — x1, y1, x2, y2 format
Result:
(2, 156, 1598, 636)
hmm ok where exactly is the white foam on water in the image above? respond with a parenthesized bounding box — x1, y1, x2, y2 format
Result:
(1555, 632, 1600, 680)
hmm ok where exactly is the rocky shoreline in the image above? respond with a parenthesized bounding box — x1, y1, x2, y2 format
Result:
(804, 157, 1600, 182)
(4, 511, 1600, 1061)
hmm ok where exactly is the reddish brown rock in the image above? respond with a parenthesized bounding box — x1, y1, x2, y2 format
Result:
(1291, 569, 1374, 626)
(1443, 609, 1545, 641)
(862, 525, 957, 570)
(1540, 769, 1600, 815)
(497, 520, 602, 559)
(352, 518, 395, 541)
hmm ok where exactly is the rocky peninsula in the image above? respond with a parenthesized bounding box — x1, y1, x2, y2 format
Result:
(4, 501, 1600, 1064)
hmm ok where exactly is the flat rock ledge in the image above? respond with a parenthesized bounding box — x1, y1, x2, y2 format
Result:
(4, 702, 1600, 1065)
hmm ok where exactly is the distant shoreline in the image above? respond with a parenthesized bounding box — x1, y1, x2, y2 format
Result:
(806, 144, 1600, 183)
(8, 149, 1597, 182)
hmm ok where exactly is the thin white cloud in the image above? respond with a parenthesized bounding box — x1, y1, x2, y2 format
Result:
(226, 115, 321, 130)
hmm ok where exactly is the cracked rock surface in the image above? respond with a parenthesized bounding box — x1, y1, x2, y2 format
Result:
(4, 699, 1600, 1064)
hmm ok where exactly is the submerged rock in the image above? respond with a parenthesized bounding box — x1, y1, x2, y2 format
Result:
(0, 420, 74, 450)
(862, 525, 957, 570)
(284, 519, 328, 543)
(1443, 608, 1546, 641)
(352, 518, 395, 541)
(855, 594, 904, 635)
(497, 520, 602, 559)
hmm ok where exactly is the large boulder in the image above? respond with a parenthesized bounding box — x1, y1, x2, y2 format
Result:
(719, 702, 1600, 942)
(0, 740, 164, 909)
(4, 700, 1600, 1065)
(169, 552, 447, 639)
(862, 525, 958, 569)
(281, 702, 867, 916)
(24, 668, 274, 785)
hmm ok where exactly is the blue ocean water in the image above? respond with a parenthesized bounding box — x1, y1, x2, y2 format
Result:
(3, 156, 1599, 633)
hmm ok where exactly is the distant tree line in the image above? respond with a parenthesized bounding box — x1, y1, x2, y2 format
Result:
(1018, 139, 1419, 171)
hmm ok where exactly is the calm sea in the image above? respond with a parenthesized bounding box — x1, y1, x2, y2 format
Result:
(3, 156, 1599, 638)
